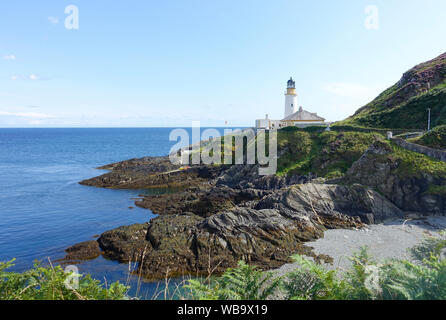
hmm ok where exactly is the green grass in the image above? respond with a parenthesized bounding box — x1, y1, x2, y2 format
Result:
(386, 141, 446, 179)
(426, 184, 446, 196)
(409, 125, 446, 149)
(346, 84, 446, 129)
(275, 126, 446, 181)
(276, 130, 381, 178)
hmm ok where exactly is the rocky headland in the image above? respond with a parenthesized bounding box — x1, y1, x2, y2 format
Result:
(64, 128, 446, 280)
(63, 52, 446, 280)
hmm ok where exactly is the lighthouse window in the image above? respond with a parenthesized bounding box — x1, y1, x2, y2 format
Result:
(291, 104, 293, 107)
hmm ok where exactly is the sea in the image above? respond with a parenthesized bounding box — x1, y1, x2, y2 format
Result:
(0, 127, 233, 299)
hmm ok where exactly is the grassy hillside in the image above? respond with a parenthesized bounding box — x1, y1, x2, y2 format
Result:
(277, 128, 381, 178)
(409, 124, 446, 149)
(276, 126, 446, 182)
(341, 52, 446, 129)
(386, 141, 446, 179)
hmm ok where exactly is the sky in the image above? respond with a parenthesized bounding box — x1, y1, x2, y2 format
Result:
(1, 0, 446, 127)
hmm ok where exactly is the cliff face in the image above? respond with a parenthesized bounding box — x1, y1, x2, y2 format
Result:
(344, 52, 446, 129)
(345, 140, 446, 213)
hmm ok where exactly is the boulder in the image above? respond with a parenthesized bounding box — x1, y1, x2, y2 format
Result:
(63, 240, 101, 262)
(98, 223, 150, 262)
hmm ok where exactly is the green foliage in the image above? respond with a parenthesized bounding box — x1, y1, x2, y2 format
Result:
(380, 257, 446, 300)
(4, 233, 446, 301)
(282, 255, 350, 300)
(0, 260, 129, 300)
(286, 235, 446, 300)
(409, 125, 446, 149)
(341, 52, 446, 130)
(184, 232, 446, 301)
(346, 84, 446, 129)
(426, 185, 446, 196)
(387, 142, 446, 179)
(343, 247, 381, 299)
(277, 131, 313, 175)
(379, 232, 446, 300)
(410, 231, 446, 262)
(184, 261, 281, 300)
(330, 124, 414, 135)
(276, 130, 380, 178)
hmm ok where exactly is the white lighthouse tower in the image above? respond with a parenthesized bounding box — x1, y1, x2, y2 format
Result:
(284, 77, 298, 118)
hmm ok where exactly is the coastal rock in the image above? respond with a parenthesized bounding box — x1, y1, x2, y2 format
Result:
(215, 164, 308, 190)
(80, 157, 229, 189)
(97, 156, 180, 172)
(135, 185, 272, 217)
(345, 141, 446, 214)
(135, 209, 329, 279)
(94, 183, 401, 279)
(255, 183, 403, 224)
(98, 223, 150, 262)
(63, 240, 101, 262)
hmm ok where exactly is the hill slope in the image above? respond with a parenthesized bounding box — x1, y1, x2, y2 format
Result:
(342, 52, 446, 129)
(408, 124, 446, 149)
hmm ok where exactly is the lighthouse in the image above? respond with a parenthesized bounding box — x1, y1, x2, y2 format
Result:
(255, 77, 325, 129)
(284, 77, 298, 118)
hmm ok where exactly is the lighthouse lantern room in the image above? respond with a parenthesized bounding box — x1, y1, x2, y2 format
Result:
(284, 77, 298, 118)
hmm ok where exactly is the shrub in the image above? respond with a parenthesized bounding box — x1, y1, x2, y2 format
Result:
(0, 260, 129, 300)
(281, 255, 350, 300)
(184, 231, 446, 301)
(184, 261, 281, 300)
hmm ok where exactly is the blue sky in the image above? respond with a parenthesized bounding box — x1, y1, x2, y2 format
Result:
(1, 0, 446, 127)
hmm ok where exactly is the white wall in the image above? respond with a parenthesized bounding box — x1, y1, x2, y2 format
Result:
(284, 94, 297, 118)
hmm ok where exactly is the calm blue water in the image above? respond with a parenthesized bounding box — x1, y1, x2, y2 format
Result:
(0, 127, 231, 298)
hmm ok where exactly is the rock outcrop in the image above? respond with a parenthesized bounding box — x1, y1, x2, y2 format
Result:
(79, 156, 226, 189)
(90, 183, 400, 279)
(70, 136, 445, 280)
(62, 240, 101, 263)
(345, 140, 446, 214)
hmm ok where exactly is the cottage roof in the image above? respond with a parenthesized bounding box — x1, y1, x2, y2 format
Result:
(282, 107, 325, 121)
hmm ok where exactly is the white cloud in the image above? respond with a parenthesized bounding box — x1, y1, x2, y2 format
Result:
(9, 74, 44, 81)
(27, 119, 45, 125)
(0, 111, 56, 119)
(3, 54, 16, 60)
(48, 16, 59, 24)
(324, 82, 380, 100)
(29, 74, 40, 81)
